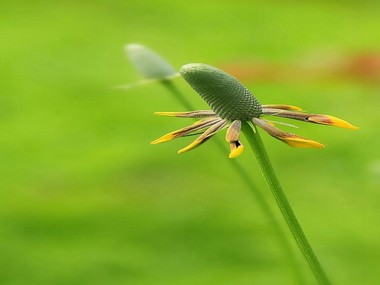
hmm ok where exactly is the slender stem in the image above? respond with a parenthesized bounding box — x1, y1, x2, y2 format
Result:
(162, 80, 194, 110)
(241, 121, 331, 285)
(162, 80, 305, 284)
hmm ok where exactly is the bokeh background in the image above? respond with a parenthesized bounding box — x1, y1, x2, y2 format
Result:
(1, 0, 379, 284)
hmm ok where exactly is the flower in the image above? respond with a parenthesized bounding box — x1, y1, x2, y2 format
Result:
(151, 63, 358, 158)
(121, 44, 179, 90)
(126, 43, 178, 81)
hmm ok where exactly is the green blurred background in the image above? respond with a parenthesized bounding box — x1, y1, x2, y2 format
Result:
(1, 0, 379, 284)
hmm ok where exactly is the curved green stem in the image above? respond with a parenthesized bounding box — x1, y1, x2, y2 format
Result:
(162, 80, 194, 110)
(162, 80, 305, 284)
(241, 121, 331, 285)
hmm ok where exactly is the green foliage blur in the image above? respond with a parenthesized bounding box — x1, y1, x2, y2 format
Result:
(1, 0, 379, 284)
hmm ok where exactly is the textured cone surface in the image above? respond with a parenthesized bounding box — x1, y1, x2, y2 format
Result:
(180, 63, 262, 121)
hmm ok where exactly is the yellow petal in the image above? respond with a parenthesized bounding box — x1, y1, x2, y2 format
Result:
(308, 115, 359, 130)
(150, 132, 177, 144)
(154, 111, 186, 117)
(151, 118, 222, 144)
(178, 120, 227, 154)
(279, 135, 324, 148)
(154, 110, 216, 118)
(262, 104, 303, 111)
(178, 139, 204, 154)
(229, 142, 244, 158)
(253, 118, 324, 148)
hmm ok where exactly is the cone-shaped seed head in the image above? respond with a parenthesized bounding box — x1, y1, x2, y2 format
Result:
(126, 44, 177, 80)
(180, 63, 262, 121)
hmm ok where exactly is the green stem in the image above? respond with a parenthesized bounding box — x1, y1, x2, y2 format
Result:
(162, 80, 194, 110)
(241, 121, 331, 285)
(162, 80, 305, 284)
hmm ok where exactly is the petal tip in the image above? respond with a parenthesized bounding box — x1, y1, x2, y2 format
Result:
(150, 133, 175, 144)
(150, 139, 162, 145)
(154, 111, 169, 116)
(348, 125, 359, 130)
(290, 106, 303, 111)
(229, 146, 244, 158)
(177, 140, 200, 154)
(328, 117, 359, 130)
(281, 136, 325, 149)
(309, 115, 359, 130)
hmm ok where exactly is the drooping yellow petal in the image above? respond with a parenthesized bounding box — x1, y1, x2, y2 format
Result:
(151, 118, 221, 144)
(307, 115, 359, 130)
(262, 104, 303, 111)
(225, 120, 244, 158)
(154, 110, 217, 118)
(178, 120, 227, 154)
(178, 139, 208, 154)
(229, 141, 244, 158)
(151, 132, 177, 144)
(252, 118, 324, 149)
(279, 135, 324, 148)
